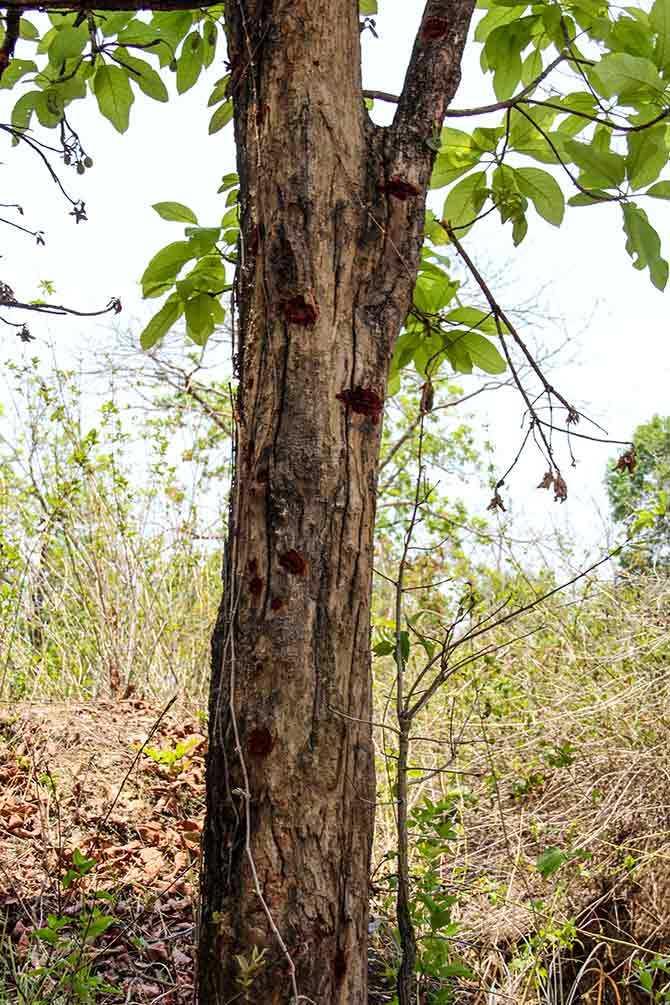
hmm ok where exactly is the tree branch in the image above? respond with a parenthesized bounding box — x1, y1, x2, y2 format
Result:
(4, 0, 219, 9)
(392, 0, 478, 150)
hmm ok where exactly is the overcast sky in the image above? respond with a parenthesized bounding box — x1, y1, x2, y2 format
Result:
(3, 1, 669, 568)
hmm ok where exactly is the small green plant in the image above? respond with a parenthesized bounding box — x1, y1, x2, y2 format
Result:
(61, 848, 96, 891)
(235, 946, 268, 998)
(3, 904, 121, 1005)
(143, 736, 199, 773)
(633, 956, 670, 1002)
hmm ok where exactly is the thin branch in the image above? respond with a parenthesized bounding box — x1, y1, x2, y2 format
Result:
(1, 296, 122, 318)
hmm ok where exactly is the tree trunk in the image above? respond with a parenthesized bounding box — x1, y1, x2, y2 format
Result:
(198, 1, 474, 1001)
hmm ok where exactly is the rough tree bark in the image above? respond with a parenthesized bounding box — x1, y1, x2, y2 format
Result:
(197, 1, 476, 1002)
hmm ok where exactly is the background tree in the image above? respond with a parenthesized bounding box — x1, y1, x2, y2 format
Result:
(3, 0, 670, 1001)
(607, 414, 670, 571)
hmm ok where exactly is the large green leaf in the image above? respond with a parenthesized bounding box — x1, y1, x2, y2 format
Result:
(176, 31, 203, 94)
(445, 307, 502, 335)
(563, 138, 625, 189)
(647, 180, 670, 199)
(442, 171, 488, 234)
(621, 202, 669, 290)
(185, 292, 215, 345)
(114, 49, 168, 102)
(0, 59, 36, 90)
(515, 167, 565, 226)
(591, 52, 665, 100)
(430, 128, 482, 190)
(651, 0, 670, 71)
(140, 294, 183, 349)
(625, 128, 667, 190)
(93, 64, 134, 133)
(141, 241, 196, 298)
(153, 202, 198, 224)
(414, 264, 459, 314)
(48, 24, 88, 65)
(460, 333, 506, 374)
(209, 99, 234, 134)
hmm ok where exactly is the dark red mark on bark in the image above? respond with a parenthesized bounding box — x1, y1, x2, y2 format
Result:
(271, 596, 285, 611)
(281, 296, 319, 327)
(336, 386, 384, 424)
(249, 223, 261, 258)
(334, 948, 347, 983)
(249, 576, 264, 598)
(279, 550, 307, 576)
(381, 177, 420, 201)
(421, 16, 449, 41)
(247, 727, 274, 758)
(248, 558, 258, 575)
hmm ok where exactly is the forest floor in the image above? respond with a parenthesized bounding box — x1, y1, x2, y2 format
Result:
(4, 687, 670, 1005)
(0, 698, 397, 1005)
(0, 698, 205, 1005)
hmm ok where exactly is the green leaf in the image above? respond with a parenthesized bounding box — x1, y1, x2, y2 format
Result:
(11, 91, 37, 130)
(34, 89, 64, 127)
(140, 294, 184, 349)
(176, 256, 227, 300)
(114, 49, 168, 102)
(99, 12, 133, 36)
(625, 128, 667, 190)
(359, 0, 378, 12)
(514, 167, 565, 226)
(84, 914, 115, 942)
(49, 24, 88, 65)
(19, 18, 39, 40)
(442, 170, 488, 234)
(622, 202, 669, 290)
(152, 201, 198, 224)
(591, 52, 665, 100)
(521, 47, 541, 86)
(93, 64, 134, 133)
(185, 226, 221, 256)
(141, 240, 195, 298)
(536, 846, 569, 878)
(0, 59, 37, 89)
(507, 107, 561, 164)
(651, 0, 670, 70)
(445, 306, 502, 335)
(207, 75, 229, 107)
(209, 99, 234, 134)
(201, 21, 218, 67)
(563, 138, 625, 189)
(460, 333, 506, 374)
(430, 127, 482, 189)
(414, 264, 458, 314)
(567, 191, 611, 207)
(647, 180, 670, 199)
(444, 336, 473, 374)
(176, 31, 203, 94)
(185, 292, 215, 345)
(483, 18, 538, 100)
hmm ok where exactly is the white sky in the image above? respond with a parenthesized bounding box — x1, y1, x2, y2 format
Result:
(3, 1, 669, 569)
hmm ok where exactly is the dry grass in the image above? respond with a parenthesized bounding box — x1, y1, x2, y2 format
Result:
(370, 574, 670, 1003)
